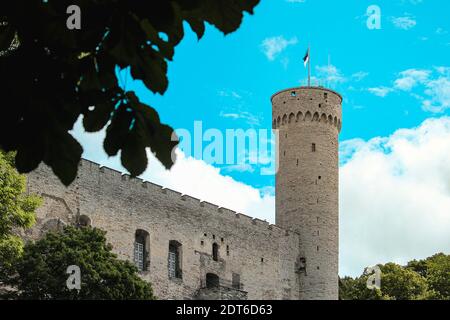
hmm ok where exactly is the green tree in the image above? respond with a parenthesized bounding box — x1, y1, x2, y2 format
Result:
(0, 0, 260, 186)
(408, 253, 450, 299)
(378, 263, 430, 300)
(340, 254, 450, 300)
(4, 226, 154, 300)
(0, 150, 41, 282)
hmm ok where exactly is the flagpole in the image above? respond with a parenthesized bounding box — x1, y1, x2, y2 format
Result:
(308, 45, 311, 87)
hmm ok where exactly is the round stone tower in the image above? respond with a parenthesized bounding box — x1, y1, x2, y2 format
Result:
(271, 86, 342, 300)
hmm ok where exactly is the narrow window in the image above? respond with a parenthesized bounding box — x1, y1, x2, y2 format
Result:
(296, 159, 299, 166)
(261, 257, 264, 263)
(134, 229, 150, 272)
(168, 240, 182, 279)
(312, 143, 316, 152)
(212, 243, 219, 261)
(206, 273, 220, 288)
(318, 176, 322, 180)
(317, 246, 320, 252)
(201, 240, 204, 246)
(232, 273, 241, 290)
(221, 237, 224, 243)
(226, 245, 230, 256)
(324, 92, 328, 100)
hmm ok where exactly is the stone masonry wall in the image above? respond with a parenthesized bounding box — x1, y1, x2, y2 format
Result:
(272, 87, 341, 300)
(26, 160, 301, 300)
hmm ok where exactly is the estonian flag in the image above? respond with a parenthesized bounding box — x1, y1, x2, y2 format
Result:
(303, 48, 310, 67)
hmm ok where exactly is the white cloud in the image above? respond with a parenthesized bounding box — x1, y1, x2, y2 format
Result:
(70, 118, 275, 223)
(71, 114, 450, 279)
(436, 27, 448, 35)
(340, 117, 450, 276)
(351, 71, 369, 82)
(368, 86, 393, 97)
(260, 36, 298, 61)
(392, 16, 417, 30)
(315, 64, 346, 85)
(370, 67, 450, 112)
(423, 77, 450, 113)
(394, 69, 430, 91)
(219, 111, 261, 126)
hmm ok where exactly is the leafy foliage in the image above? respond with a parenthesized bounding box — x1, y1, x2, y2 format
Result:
(0, 150, 41, 282)
(0, 0, 260, 185)
(339, 253, 450, 300)
(3, 226, 155, 300)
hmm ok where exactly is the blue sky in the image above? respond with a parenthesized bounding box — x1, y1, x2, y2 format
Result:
(117, 0, 450, 189)
(74, 0, 450, 276)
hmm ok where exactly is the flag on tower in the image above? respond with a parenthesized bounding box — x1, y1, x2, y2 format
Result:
(303, 48, 310, 67)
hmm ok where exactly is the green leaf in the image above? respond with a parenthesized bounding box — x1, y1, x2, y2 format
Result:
(103, 103, 134, 157)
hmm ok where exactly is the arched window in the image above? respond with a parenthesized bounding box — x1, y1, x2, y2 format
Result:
(206, 273, 220, 288)
(168, 240, 182, 279)
(134, 229, 150, 272)
(212, 243, 219, 261)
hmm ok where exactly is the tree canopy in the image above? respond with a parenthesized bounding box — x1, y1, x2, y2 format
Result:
(339, 253, 450, 300)
(2, 226, 155, 300)
(0, 150, 41, 283)
(0, 0, 260, 185)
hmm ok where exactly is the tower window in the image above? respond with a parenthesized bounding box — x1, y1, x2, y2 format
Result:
(317, 246, 320, 251)
(232, 273, 241, 290)
(134, 229, 150, 272)
(312, 143, 316, 152)
(261, 258, 264, 263)
(324, 92, 328, 100)
(168, 240, 182, 279)
(212, 243, 219, 261)
(291, 91, 297, 97)
(226, 245, 230, 256)
(201, 240, 204, 246)
(318, 176, 322, 180)
(296, 159, 299, 166)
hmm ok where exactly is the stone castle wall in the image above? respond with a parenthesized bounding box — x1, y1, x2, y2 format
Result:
(26, 159, 302, 300)
(272, 87, 342, 300)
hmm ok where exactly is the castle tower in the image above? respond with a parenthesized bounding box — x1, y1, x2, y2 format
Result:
(272, 86, 342, 300)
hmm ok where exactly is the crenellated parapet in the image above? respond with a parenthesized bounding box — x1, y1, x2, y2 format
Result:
(271, 86, 342, 133)
(41, 158, 292, 239)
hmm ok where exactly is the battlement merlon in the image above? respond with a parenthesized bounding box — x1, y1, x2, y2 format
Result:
(28, 158, 296, 238)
